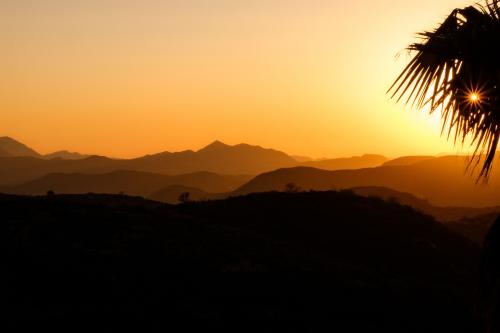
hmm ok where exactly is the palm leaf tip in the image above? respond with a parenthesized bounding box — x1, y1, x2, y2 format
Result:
(388, 0, 500, 178)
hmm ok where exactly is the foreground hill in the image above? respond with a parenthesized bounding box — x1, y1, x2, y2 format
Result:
(0, 170, 250, 196)
(150, 184, 500, 221)
(235, 156, 500, 207)
(2, 191, 480, 332)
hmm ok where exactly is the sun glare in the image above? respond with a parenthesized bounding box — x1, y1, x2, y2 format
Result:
(469, 93, 480, 102)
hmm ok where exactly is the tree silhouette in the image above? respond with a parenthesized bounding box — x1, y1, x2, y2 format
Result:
(178, 192, 191, 203)
(389, 0, 500, 178)
(284, 183, 301, 193)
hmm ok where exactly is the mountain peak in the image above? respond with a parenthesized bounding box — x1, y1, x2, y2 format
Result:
(198, 140, 231, 152)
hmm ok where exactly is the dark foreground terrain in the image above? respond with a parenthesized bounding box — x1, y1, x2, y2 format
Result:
(1, 191, 488, 332)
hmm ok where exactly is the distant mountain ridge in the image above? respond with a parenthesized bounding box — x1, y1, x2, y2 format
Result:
(130, 140, 298, 175)
(0, 139, 295, 185)
(0, 137, 390, 185)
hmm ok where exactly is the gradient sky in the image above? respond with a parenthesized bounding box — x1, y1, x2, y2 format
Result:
(0, 0, 474, 158)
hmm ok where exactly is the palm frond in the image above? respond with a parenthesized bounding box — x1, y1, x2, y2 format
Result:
(389, 0, 500, 178)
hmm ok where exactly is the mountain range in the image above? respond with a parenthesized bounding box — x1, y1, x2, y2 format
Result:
(0, 137, 388, 185)
(4, 136, 500, 210)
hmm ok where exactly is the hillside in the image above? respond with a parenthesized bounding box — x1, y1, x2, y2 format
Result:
(0, 170, 250, 196)
(2, 191, 481, 332)
(234, 156, 500, 207)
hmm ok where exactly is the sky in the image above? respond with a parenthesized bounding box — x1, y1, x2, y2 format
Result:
(0, 0, 474, 158)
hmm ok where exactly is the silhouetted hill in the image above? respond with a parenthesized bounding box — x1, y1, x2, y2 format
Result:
(0, 136, 40, 157)
(302, 154, 387, 170)
(2, 191, 481, 332)
(351, 186, 500, 222)
(0, 170, 249, 196)
(44, 150, 88, 160)
(235, 156, 500, 207)
(383, 156, 436, 167)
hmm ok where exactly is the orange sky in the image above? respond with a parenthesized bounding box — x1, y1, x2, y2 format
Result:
(0, 0, 474, 158)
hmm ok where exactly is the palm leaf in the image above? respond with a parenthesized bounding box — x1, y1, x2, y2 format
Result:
(389, 0, 500, 178)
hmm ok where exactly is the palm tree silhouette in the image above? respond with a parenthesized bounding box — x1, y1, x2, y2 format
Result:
(389, 0, 500, 178)
(390, 2, 500, 330)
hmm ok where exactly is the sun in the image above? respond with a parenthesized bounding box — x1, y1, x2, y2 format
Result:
(469, 93, 480, 102)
